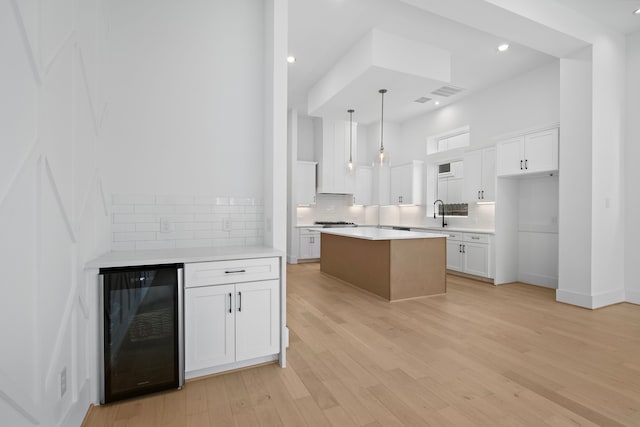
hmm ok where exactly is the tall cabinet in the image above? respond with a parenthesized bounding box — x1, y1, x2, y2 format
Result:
(464, 148, 495, 202)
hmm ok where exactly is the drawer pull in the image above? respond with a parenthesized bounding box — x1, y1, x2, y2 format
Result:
(471, 237, 480, 240)
(238, 292, 242, 312)
(228, 293, 232, 313)
(225, 269, 246, 274)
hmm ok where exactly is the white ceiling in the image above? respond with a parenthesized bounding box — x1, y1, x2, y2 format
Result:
(288, 0, 640, 124)
(552, 0, 640, 35)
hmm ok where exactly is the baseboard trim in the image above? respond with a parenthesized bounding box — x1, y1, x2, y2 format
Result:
(556, 288, 626, 309)
(185, 354, 279, 381)
(446, 270, 494, 284)
(625, 289, 640, 305)
(62, 379, 92, 427)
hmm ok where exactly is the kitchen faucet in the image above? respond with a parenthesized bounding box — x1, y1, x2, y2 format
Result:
(433, 199, 447, 228)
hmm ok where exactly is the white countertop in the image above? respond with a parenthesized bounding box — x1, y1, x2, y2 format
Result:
(85, 245, 284, 269)
(317, 227, 448, 241)
(297, 224, 494, 234)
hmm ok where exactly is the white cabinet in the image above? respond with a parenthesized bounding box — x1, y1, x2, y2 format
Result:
(295, 161, 317, 205)
(184, 258, 280, 378)
(315, 119, 356, 194)
(445, 232, 491, 278)
(496, 128, 558, 177)
(299, 230, 320, 260)
(354, 166, 372, 205)
(390, 161, 424, 205)
(464, 148, 495, 202)
(372, 164, 390, 206)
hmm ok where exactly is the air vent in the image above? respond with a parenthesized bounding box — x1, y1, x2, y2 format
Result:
(414, 96, 432, 104)
(430, 86, 464, 97)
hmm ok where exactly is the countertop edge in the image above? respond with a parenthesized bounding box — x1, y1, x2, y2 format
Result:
(85, 245, 285, 269)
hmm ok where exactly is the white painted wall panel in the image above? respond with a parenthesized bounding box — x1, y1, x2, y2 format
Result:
(0, 0, 38, 202)
(41, 0, 73, 67)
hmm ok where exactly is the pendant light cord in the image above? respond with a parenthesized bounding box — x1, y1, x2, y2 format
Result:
(379, 89, 387, 152)
(348, 109, 354, 163)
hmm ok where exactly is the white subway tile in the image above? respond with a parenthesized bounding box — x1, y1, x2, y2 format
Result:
(112, 194, 155, 205)
(244, 221, 262, 230)
(195, 230, 229, 239)
(244, 237, 263, 246)
(216, 197, 230, 205)
(230, 197, 254, 206)
(245, 205, 264, 213)
(111, 241, 135, 251)
(212, 238, 245, 248)
(211, 206, 231, 214)
(175, 205, 211, 214)
(229, 206, 244, 214)
(162, 214, 194, 222)
(155, 195, 194, 205)
(111, 205, 134, 213)
(113, 214, 157, 224)
(135, 205, 175, 214)
(112, 223, 135, 232)
(174, 222, 213, 231)
(175, 239, 214, 248)
(136, 223, 160, 232)
(194, 213, 228, 222)
(135, 240, 176, 250)
(230, 221, 244, 230)
(156, 230, 194, 240)
(114, 231, 156, 242)
(230, 229, 257, 238)
(194, 196, 216, 205)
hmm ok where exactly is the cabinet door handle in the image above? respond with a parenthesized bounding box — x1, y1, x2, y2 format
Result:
(471, 236, 480, 240)
(525, 159, 528, 170)
(228, 292, 232, 314)
(520, 160, 523, 170)
(225, 269, 246, 274)
(238, 292, 242, 312)
(478, 190, 481, 200)
(481, 190, 484, 199)
(459, 244, 462, 253)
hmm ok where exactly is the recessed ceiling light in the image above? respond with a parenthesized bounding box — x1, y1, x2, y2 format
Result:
(634, 8, 640, 14)
(287, 56, 296, 63)
(434, 101, 440, 106)
(497, 43, 510, 52)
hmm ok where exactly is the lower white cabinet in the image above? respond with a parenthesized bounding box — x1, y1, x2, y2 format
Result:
(299, 230, 320, 259)
(184, 258, 280, 377)
(446, 232, 491, 278)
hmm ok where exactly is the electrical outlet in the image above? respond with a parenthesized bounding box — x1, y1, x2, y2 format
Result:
(60, 367, 67, 398)
(160, 217, 173, 233)
(222, 218, 232, 232)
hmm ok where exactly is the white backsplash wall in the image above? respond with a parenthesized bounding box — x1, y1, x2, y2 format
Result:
(399, 203, 495, 229)
(296, 194, 368, 224)
(111, 195, 264, 250)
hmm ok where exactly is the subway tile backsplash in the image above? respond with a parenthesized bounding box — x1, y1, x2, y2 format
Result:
(111, 194, 264, 250)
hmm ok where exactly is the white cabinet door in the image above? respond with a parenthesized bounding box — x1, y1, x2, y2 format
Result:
(295, 162, 316, 205)
(298, 235, 312, 259)
(481, 148, 496, 202)
(496, 136, 524, 177)
(446, 240, 463, 272)
(235, 280, 280, 362)
(462, 242, 489, 277)
(390, 161, 423, 205)
(185, 284, 235, 372)
(372, 164, 390, 206)
(354, 166, 372, 205)
(463, 150, 482, 202)
(310, 233, 321, 258)
(390, 164, 405, 204)
(524, 128, 558, 174)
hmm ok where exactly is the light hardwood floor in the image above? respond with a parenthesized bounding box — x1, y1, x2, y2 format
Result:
(84, 262, 640, 426)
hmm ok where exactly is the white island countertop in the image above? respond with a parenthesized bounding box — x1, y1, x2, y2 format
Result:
(85, 245, 284, 269)
(317, 227, 448, 241)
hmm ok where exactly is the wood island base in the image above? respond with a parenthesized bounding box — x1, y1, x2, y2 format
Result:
(320, 233, 446, 301)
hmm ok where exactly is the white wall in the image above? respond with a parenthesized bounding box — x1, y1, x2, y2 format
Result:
(557, 47, 593, 304)
(1, 0, 110, 425)
(625, 31, 640, 304)
(103, 0, 266, 198)
(398, 61, 560, 163)
(297, 116, 315, 161)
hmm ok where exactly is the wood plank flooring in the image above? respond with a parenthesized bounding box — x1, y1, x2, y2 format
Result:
(84, 262, 640, 426)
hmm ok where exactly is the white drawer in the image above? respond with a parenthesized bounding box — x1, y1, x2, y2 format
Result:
(185, 257, 279, 288)
(446, 232, 463, 241)
(299, 230, 320, 237)
(464, 233, 489, 244)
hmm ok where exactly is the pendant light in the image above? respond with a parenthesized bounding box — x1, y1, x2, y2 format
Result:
(347, 109, 355, 174)
(377, 89, 389, 165)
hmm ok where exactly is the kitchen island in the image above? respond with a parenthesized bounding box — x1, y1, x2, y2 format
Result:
(319, 228, 448, 301)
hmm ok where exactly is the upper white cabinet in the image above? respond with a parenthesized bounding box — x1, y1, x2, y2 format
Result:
(315, 119, 356, 194)
(464, 148, 495, 202)
(372, 164, 390, 206)
(496, 128, 558, 177)
(295, 161, 317, 205)
(390, 161, 424, 205)
(354, 166, 372, 205)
